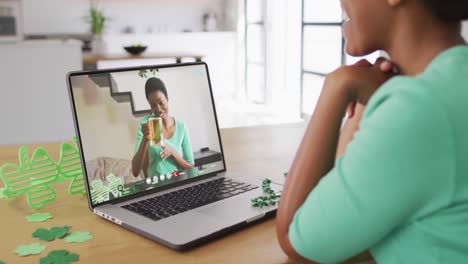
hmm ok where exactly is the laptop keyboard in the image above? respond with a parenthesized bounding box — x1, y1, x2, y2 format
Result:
(122, 177, 258, 221)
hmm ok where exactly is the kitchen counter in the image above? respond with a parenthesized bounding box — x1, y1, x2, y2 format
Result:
(83, 52, 204, 70)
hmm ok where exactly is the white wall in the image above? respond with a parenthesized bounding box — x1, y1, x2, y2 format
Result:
(71, 64, 221, 161)
(0, 40, 82, 145)
(22, 0, 236, 35)
(97, 32, 237, 113)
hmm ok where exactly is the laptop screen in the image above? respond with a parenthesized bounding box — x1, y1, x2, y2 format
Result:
(68, 63, 225, 206)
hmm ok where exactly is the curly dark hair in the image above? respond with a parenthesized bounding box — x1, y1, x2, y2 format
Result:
(422, 0, 468, 22)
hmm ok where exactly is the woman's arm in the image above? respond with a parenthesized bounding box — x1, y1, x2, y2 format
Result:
(276, 59, 394, 261)
(132, 137, 149, 177)
(276, 75, 350, 261)
(168, 148, 194, 170)
(336, 103, 366, 159)
(160, 125, 194, 171)
(160, 144, 194, 170)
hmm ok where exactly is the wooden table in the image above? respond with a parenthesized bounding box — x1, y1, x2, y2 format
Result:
(83, 52, 204, 70)
(0, 122, 373, 264)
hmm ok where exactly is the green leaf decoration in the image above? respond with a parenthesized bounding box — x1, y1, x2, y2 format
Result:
(26, 212, 53, 222)
(50, 226, 71, 239)
(138, 68, 158, 79)
(89, 5, 106, 35)
(14, 242, 46, 256)
(32, 226, 70, 241)
(40, 249, 79, 264)
(0, 188, 5, 198)
(33, 228, 55, 242)
(0, 260, 4, 264)
(64, 231, 93, 243)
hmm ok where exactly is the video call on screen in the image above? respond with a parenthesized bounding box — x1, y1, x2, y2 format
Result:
(70, 64, 224, 205)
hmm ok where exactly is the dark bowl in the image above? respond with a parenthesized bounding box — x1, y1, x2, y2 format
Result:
(124, 46, 147, 55)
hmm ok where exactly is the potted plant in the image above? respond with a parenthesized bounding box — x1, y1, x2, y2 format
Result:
(88, 0, 107, 54)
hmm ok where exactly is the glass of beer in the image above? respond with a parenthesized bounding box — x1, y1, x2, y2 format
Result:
(148, 117, 164, 146)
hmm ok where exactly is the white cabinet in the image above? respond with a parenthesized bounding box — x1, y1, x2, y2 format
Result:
(99, 32, 238, 111)
(0, 40, 82, 145)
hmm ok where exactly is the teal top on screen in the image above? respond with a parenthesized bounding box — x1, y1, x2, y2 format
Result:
(135, 115, 195, 177)
(289, 45, 468, 263)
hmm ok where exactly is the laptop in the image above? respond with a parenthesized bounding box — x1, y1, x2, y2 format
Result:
(66, 62, 283, 250)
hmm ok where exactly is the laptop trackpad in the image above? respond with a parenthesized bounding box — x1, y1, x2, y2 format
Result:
(197, 194, 273, 224)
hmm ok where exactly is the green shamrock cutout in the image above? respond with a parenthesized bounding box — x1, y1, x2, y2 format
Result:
(40, 250, 79, 264)
(0, 260, 4, 264)
(14, 242, 46, 256)
(26, 212, 53, 222)
(33, 228, 55, 242)
(33, 226, 70, 242)
(50, 226, 71, 238)
(64, 231, 93, 243)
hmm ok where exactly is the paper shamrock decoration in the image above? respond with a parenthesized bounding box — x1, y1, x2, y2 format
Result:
(40, 250, 79, 264)
(14, 242, 46, 256)
(33, 226, 70, 242)
(26, 212, 53, 222)
(0, 137, 85, 210)
(65, 231, 93, 243)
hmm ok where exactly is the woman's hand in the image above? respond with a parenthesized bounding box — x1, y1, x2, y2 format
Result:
(337, 58, 398, 158)
(333, 58, 398, 113)
(141, 123, 150, 142)
(160, 144, 176, 161)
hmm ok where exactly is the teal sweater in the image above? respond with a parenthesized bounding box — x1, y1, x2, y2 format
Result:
(289, 46, 468, 263)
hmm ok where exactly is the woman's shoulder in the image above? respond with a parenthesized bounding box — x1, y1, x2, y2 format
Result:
(174, 118, 189, 133)
(364, 76, 446, 122)
(174, 118, 186, 128)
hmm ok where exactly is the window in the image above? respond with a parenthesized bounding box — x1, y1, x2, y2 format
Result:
(300, 0, 381, 116)
(301, 0, 344, 116)
(245, 0, 266, 103)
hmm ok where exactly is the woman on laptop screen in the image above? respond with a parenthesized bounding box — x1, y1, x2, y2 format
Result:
(132, 77, 194, 179)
